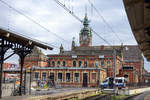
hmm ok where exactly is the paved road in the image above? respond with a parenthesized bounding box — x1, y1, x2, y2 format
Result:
(131, 91, 150, 100)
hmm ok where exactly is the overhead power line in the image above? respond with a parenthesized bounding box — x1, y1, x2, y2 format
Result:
(53, 0, 112, 46)
(87, 0, 123, 44)
(0, 0, 70, 46)
(92, 29, 111, 45)
(53, 0, 83, 23)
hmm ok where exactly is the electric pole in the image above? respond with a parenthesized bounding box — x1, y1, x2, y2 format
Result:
(113, 48, 116, 96)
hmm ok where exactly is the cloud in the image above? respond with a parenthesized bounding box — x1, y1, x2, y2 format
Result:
(0, 0, 150, 71)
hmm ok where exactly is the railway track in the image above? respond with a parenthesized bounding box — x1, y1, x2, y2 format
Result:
(82, 93, 113, 100)
(123, 93, 142, 100)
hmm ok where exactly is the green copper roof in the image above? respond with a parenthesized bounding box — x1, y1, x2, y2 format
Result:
(60, 44, 63, 49)
(83, 13, 89, 26)
(80, 13, 92, 36)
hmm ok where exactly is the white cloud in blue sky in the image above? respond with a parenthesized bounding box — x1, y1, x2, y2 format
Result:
(0, 0, 150, 71)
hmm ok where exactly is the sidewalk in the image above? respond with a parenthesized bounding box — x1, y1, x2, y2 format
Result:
(0, 88, 98, 100)
(0, 95, 32, 100)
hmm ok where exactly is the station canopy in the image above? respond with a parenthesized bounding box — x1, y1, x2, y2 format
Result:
(123, 0, 150, 61)
(0, 26, 53, 50)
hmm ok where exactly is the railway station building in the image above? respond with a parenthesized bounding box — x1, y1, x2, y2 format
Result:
(23, 14, 145, 87)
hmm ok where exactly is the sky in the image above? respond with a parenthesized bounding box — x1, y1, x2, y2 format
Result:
(0, 0, 150, 71)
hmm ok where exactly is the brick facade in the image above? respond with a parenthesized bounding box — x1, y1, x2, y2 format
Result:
(22, 15, 145, 86)
(32, 67, 106, 87)
(24, 47, 48, 69)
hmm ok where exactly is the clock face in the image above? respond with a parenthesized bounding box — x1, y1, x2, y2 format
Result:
(82, 35, 87, 40)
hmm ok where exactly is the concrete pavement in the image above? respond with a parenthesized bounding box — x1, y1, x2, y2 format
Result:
(0, 95, 32, 100)
(0, 88, 98, 100)
(129, 91, 150, 100)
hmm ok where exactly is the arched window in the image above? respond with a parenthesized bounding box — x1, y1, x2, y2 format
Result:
(57, 61, 60, 67)
(63, 61, 66, 67)
(73, 61, 76, 67)
(78, 61, 82, 67)
(107, 60, 111, 67)
(95, 61, 99, 67)
(84, 61, 87, 68)
(52, 61, 55, 67)
(101, 60, 104, 67)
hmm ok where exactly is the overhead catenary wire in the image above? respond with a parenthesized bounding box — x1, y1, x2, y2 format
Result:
(53, 0, 112, 46)
(54, 0, 83, 23)
(87, 0, 123, 44)
(0, 0, 70, 47)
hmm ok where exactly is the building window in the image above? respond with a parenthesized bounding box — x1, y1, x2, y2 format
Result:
(52, 61, 55, 67)
(124, 74, 128, 78)
(84, 61, 87, 68)
(49, 72, 54, 81)
(66, 73, 70, 82)
(58, 73, 62, 82)
(95, 61, 99, 68)
(73, 61, 76, 67)
(101, 60, 104, 67)
(42, 72, 47, 81)
(92, 73, 96, 82)
(48, 72, 55, 87)
(57, 61, 60, 67)
(79, 61, 82, 67)
(63, 61, 66, 67)
(74, 73, 79, 82)
(124, 74, 129, 82)
(107, 60, 111, 67)
(35, 72, 39, 80)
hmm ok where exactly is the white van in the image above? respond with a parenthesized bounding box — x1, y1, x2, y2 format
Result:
(100, 77, 126, 89)
(115, 77, 126, 89)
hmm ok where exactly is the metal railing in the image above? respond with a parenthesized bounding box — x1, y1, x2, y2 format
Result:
(127, 82, 150, 89)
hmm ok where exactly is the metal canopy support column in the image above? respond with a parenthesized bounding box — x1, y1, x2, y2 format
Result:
(97, 68, 100, 88)
(24, 69, 26, 95)
(15, 47, 31, 96)
(0, 37, 11, 98)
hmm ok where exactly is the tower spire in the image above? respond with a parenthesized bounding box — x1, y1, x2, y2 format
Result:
(79, 14, 92, 47)
(83, 13, 89, 26)
(72, 37, 75, 50)
(60, 44, 64, 55)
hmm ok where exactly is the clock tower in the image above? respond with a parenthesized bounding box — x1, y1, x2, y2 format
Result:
(79, 13, 92, 47)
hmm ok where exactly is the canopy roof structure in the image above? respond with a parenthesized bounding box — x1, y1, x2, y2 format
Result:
(0, 26, 53, 97)
(123, 0, 150, 61)
(0, 26, 53, 50)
